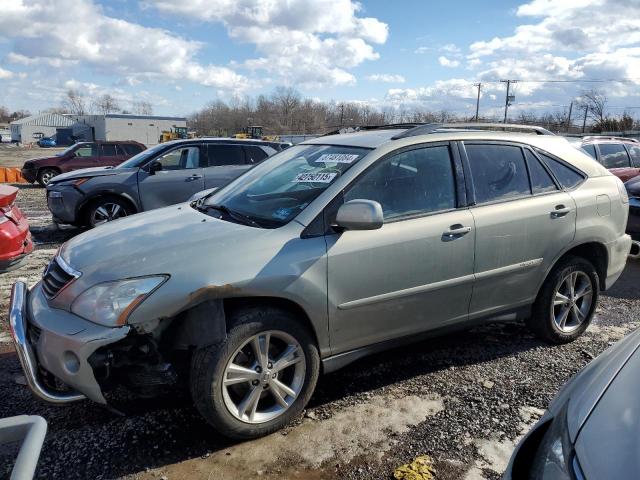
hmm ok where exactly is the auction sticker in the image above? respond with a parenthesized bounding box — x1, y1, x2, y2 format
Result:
(293, 172, 337, 183)
(315, 153, 359, 164)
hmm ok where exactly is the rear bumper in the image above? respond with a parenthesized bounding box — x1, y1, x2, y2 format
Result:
(0, 214, 33, 266)
(7, 281, 130, 404)
(605, 234, 632, 289)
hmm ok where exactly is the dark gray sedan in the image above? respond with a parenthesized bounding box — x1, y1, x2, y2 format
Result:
(46, 138, 281, 227)
(505, 326, 640, 479)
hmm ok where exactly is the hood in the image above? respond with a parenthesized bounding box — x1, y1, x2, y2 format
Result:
(48, 166, 137, 184)
(625, 176, 640, 197)
(561, 327, 640, 442)
(59, 203, 281, 278)
(573, 333, 640, 479)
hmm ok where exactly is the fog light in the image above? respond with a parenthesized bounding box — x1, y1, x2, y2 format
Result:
(63, 351, 80, 374)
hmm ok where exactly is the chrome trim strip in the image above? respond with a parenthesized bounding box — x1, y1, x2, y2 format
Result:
(55, 255, 81, 279)
(8, 282, 85, 404)
(474, 258, 543, 280)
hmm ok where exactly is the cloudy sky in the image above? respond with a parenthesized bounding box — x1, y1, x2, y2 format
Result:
(1, 0, 639, 119)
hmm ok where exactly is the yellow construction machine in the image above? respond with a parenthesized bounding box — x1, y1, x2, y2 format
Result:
(159, 126, 191, 143)
(234, 126, 279, 142)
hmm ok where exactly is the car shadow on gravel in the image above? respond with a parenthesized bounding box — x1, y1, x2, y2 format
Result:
(0, 319, 547, 479)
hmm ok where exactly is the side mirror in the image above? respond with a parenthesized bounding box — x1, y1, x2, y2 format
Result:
(148, 161, 163, 175)
(335, 199, 384, 231)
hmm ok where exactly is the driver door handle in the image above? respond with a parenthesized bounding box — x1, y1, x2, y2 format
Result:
(551, 205, 571, 218)
(186, 174, 203, 181)
(443, 225, 472, 239)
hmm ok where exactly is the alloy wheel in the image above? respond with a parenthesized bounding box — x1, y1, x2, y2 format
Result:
(551, 270, 594, 333)
(40, 171, 56, 185)
(221, 330, 306, 424)
(91, 202, 128, 226)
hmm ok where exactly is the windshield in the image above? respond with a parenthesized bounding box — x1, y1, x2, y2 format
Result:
(117, 143, 167, 168)
(202, 144, 369, 227)
(56, 144, 83, 157)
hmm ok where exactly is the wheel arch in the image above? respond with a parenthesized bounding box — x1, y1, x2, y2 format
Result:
(77, 191, 139, 223)
(540, 241, 608, 294)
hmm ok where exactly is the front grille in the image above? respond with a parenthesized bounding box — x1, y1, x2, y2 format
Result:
(42, 256, 78, 298)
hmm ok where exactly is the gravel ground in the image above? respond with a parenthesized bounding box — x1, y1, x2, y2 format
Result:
(1, 185, 639, 479)
(0, 144, 66, 168)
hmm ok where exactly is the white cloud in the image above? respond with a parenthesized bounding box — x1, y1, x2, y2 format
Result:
(145, 0, 389, 87)
(0, 0, 247, 91)
(414, 46, 431, 54)
(366, 74, 405, 83)
(438, 56, 460, 68)
(441, 43, 461, 54)
(0, 67, 14, 79)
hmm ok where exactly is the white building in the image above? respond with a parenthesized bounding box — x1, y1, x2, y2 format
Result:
(9, 113, 75, 143)
(73, 114, 187, 146)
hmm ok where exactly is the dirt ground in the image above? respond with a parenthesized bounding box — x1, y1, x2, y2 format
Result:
(0, 144, 66, 167)
(1, 185, 639, 479)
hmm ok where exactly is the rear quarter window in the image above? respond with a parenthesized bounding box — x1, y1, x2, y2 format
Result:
(597, 143, 631, 168)
(536, 151, 585, 189)
(122, 144, 144, 155)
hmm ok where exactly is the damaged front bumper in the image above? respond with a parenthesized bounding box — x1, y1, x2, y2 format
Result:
(8, 281, 130, 404)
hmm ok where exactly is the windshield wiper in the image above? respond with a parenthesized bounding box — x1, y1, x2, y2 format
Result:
(204, 204, 263, 228)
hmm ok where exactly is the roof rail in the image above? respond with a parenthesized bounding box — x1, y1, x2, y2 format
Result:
(321, 123, 423, 137)
(391, 122, 555, 140)
(582, 135, 639, 143)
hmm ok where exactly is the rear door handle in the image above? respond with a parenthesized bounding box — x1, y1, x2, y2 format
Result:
(551, 205, 571, 218)
(443, 225, 472, 239)
(186, 174, 203, 181)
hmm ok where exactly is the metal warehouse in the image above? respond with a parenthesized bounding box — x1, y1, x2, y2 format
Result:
(9, 113, 75, 144)
(73, 114, 187, 146)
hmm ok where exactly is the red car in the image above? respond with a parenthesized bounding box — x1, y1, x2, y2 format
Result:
(0, 185, 33, 272)
(21, 140, 146, 187)
(578, 136, 640, 182)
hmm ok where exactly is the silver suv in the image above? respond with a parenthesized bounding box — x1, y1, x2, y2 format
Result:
(8, 124, 631, 439)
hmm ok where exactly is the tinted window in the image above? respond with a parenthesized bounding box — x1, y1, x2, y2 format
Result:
(101, 144, 118, 156)
(581, 144, 597, 158)
(598, 143, 631, 168)
(525, 150, 558, 194)
(466, 144, 530, 204)
(244, 146, 269, 164)
(537, 152, 584, 189)
(122, 144, 143, 155)
(156, 146, 201, 170)
(74, 143, 97, 157)
(345, 146, 456, 221)
(207, 144, 245, 166)
(627, 144, 640, 167)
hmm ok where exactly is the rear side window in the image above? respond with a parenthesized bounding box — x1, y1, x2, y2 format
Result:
(101, 144, 118, 156)
(524, 150, 558, 194)
(581, 144, 597, 158)
(345, 145, 456, 220)
(465, 144, 530, 204)
(122, 144, 144, 155)
(626, 144, 640, 167)
(598, 143, 631, 168)
(537, 152, 585, 189)
(244, 146, 269, 164)
(207, 145, 246, 166)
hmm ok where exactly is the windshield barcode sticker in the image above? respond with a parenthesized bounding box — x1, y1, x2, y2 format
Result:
(315, 153, 359, 164)
(292, 172, 337, 183)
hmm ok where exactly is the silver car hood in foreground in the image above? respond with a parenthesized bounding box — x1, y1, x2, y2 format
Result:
(49, 166, 137, 184)
(574, 335, 640, 479)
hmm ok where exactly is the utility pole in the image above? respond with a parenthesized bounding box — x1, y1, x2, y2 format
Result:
(339, 103, 345, 128)
(566, 101, 573, 133)
(500, 79, 517, 123)
(582, 105, 588, 133)
(474, 83, 481, 121)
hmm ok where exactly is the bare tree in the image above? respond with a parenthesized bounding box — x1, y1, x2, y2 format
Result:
(93, 94, 120, 115)
(579, 89, 607, 124)
(63, 89, 87, 115)
(132, 101, 153, 115)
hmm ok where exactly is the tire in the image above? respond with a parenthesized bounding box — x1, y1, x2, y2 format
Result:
(37, 168, 59, 187)
(527, 256, 599, 344)
(190, 307, 320, 440)
(84, 196, 132, 228)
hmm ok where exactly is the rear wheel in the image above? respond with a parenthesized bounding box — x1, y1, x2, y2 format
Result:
(85, 197, 132, 228)
(190, 307, 319, 439)
(527, 256, 599, 344)
(37, 168, 58, 187)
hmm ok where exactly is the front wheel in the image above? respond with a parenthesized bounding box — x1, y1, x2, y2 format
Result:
(190, 307, 320, 439)
(37, 168, 58, 187)
(85, 197, 132, 228)
(527, 256, 599, 344)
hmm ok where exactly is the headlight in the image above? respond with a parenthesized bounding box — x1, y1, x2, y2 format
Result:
(71, 276, 168, 327)
(528, 405, 581, 480)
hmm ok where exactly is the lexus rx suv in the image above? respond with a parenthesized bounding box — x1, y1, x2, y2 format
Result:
(8, 124, 631, 439)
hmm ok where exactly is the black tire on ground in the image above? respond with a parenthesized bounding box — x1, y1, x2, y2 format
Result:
(527, 256, 599, 344)
(36, 168, 59, 187)
(190, 307, 320, 440)
(84, 196, 132, 228)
